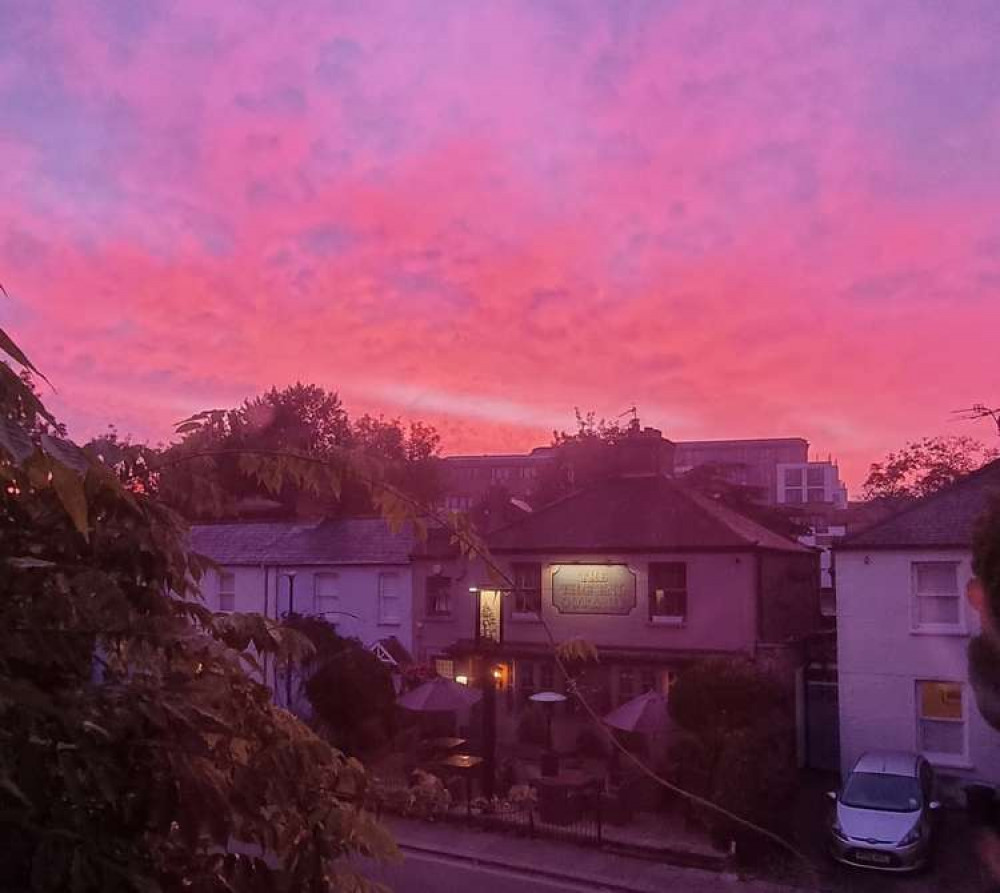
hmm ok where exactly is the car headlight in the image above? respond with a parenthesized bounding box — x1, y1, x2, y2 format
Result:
(899, 825, 921, 846)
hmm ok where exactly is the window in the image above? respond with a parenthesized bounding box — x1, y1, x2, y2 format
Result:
(784, 468, 804, 486)
(434, 658, 455, 679)
(426, 575, 451, 616)
(917, 681, 966, 761)
(313, 573, 339, 617)
(513, 562, 542, 615)
(640, 668, 656, 693)
(807, 487, 826, 503)
(218, 571, 235, 612)
(539, 662, 554, 691)
(517, 661, 536, 703)
(378, 572, 400, 624)
(618, 667, 635, 705)
(649, 562, 687, 622)
(806, 466, 825, 486)
(912, 562, 961, 631)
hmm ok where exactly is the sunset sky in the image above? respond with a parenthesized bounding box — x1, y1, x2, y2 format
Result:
(2, 1, 998, 490)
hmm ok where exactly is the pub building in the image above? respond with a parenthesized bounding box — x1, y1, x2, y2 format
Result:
(412, 430, 821, 751)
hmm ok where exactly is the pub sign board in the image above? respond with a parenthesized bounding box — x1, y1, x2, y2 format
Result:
(551, 564, 637, 615)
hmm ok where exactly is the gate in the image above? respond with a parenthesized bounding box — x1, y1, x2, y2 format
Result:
(804, 672, 840, 772)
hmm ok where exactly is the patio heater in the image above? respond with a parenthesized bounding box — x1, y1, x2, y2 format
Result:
(470, 586, 507, 800)
(529, 690, 567, 777)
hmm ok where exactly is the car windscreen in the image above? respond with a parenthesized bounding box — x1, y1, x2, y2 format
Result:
(841, 772, 921, 812)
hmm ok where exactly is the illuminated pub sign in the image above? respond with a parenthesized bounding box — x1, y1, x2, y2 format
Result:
(551, 564, 637, 615)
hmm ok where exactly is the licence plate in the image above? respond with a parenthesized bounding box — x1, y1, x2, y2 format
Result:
(855, 851, 890, 865)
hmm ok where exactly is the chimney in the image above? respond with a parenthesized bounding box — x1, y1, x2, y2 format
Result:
(618, 427, 676, 476)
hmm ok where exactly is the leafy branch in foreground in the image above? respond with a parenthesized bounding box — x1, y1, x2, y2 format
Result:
(0, 325, 397, 893)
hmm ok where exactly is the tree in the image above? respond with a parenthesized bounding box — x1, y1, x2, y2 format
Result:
(0, 333, 396, 891)
(159, 386, 442, 520)
(862, 435, 999, 505)
(667, 658, 794, 848)
(283, 616, 397, 758)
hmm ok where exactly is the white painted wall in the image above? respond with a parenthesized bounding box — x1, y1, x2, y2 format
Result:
(837, 547, 1000, 792)
(204, 563, 415, 653)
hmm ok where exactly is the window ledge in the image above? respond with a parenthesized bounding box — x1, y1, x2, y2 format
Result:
(649, 617, 686, 627)
(423, 615, 454, 623)
(910, 628, 968, 637)
(378, 620, 402, 627)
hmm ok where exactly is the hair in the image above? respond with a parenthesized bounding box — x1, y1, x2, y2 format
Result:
(973, 493, 1000, 621)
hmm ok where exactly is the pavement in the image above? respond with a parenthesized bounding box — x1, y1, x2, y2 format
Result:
(379, 817, 801, 893)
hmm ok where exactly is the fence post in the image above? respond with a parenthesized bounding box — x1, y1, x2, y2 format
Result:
(528, 808, 535, 839)
(596, 793, 603, 846)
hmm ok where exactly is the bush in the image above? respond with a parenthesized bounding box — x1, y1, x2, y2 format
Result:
(516, 705, 549, 746)
(575, 726, 606, 757)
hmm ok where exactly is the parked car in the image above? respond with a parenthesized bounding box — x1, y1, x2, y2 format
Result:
(829, 750, 940, 872)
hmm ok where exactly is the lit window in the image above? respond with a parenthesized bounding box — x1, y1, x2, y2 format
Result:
(649, 562, 687, 622)
(434, 658, 455, 679)
(378, 572, 400, 624)
(218, 571, 235, 612)
(426, 575, 451, 616)
(917, 681, 966, 761)
(513, 562, 542, 615)
(912, 562, 961, 631)
(314, 573, 339, 617)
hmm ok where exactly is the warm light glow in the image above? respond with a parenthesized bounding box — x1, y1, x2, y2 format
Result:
(455, 675, 469, 685)
(492, 668, 502, 680)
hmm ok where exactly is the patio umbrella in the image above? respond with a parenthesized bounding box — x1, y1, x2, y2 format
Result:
(397, 676, 483, 712)
(602, 691, 672, 735)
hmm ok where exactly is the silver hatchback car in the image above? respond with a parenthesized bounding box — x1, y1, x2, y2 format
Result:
(829, 751, 940, 872)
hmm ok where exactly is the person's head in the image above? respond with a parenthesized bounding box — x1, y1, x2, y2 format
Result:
(968, 494, 1000, 642)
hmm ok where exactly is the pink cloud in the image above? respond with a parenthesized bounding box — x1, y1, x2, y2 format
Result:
(1, 0, 998, 492)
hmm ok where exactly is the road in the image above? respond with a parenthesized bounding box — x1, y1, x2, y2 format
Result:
(365, 848, 793, 893)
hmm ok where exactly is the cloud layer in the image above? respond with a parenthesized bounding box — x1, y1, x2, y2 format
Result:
(2, 0, 999, 489)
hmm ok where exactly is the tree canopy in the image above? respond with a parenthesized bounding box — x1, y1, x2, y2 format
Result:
(158, 383, 442, 520)
(862, 435, 999, 505)
(0, 334, 396, 891)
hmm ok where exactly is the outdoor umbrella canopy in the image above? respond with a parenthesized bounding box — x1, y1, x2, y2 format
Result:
(397, 676, 483, 712)
(602, 691, 672, 735)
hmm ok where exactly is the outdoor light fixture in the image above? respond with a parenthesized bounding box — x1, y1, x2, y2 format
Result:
(455, 674, 469, 685)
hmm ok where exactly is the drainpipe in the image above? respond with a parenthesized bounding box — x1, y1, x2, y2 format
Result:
(285, 571, 297, 708)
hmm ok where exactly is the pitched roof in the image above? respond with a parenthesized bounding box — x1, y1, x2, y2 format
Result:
(189, 518, 417, 565)
(839, 459, 1000, 550)
(487, 474, 810, 553)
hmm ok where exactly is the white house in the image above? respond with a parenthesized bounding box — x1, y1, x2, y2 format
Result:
(835, 460, 1000, 799)
(189, 519, 417, 703)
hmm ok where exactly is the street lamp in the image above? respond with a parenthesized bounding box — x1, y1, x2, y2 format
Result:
(530, 691, 567, 777)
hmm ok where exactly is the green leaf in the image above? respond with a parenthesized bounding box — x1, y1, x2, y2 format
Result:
(0, 325, 52, 386)
(0, 416, 35, 464)
(50, 463, 89, 539)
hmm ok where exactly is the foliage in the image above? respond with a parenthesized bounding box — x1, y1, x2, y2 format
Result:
(666, 658, 794, 849)
(668, 657, 787, 736)
(516, 705, 549, 747)
(0, 326, 397, 891)
(284, 616, 397, 758)
(158, 384, 442, 520)
(862, 435, 998, 505)
(507, 784, 538, 812)
(372, 771, 451, 820)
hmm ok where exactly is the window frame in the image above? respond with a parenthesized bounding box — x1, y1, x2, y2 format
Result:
(648, 561, 688, 625)
(313, 572, 339, 618)
(426, 574, 452, 617)
(916, 679, 969, 766)
(218, 570, 236, 613)
(512, 562, 543, 616)
(378, 571, 401, 625)
(910, 561, 964, 634)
